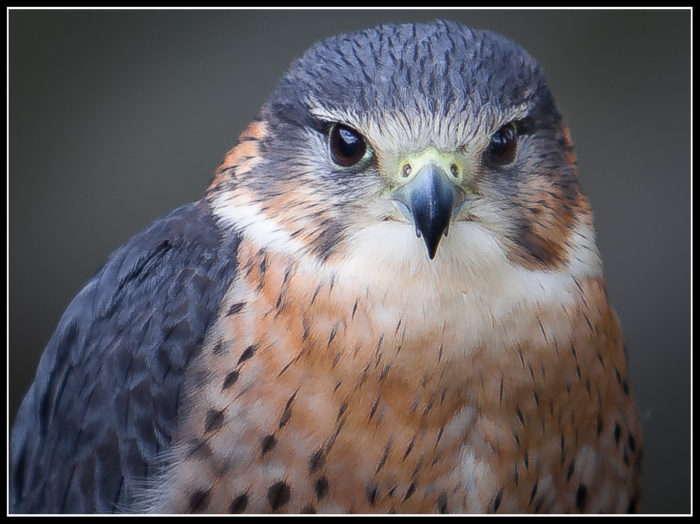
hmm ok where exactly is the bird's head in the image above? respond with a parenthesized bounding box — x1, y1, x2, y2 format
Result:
(210, 20, 600, 287)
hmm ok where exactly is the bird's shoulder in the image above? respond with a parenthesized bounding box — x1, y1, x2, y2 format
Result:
(10, 200, 241, 513)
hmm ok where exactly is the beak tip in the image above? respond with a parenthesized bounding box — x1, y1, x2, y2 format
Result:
(424, 238, 441, 260)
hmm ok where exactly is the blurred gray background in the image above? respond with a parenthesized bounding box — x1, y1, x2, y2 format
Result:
(9, 10, 690, 514)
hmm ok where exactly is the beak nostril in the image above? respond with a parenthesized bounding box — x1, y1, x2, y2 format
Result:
(450, 164, 459, 177)
(402, 164, 412, 178)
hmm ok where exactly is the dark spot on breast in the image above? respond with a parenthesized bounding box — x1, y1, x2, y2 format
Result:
(212, 341, 226, 355)
(314, 476, 329, 500)
(576, 483, 587, 511)
(493, 487, 504, 513)
(583, 314, 593, 332)
(222, 370, 239, 390)
(277, 359, 296, 378)
(325, 422, 344, 453)
(627, 432, 636, 453)
(596, 414, 604, 437)
(438, 491, 448, 513)
(337, 401, 348, 421)
(188, 489, 211, 513)
(309, 448, 326, 474)
(376, 441, 391, 473)
(279, 392, 297, 428)
(411, 457, 424, 478)
(435, 425, 445, 446)
(261, 434, 277, 455)
(227, 302, 246, 315)
(366, 484, 379, 507)
(229, 493, 248, 514)
(403, 482, 416, 501)
(237, 344, 258, 365)
(310, 283, 323, 305)
(614, 422, 622, 446)
(275, 290, 285, 310)
(523, 450, 529, 470)
(301, 505, 317, 514)
(204, 408, 226, 434)
(529, 480, 538, 505)
(379, 364, 391, 381)
(623, 380, 629, 395)
(369, 395, 380, 421)
(402, 437, 415, 461)
(268, 481, 291, 511)
(567, 460, 575, 483)
(258, 252, 268, 276)
(327, 324, 339, 347)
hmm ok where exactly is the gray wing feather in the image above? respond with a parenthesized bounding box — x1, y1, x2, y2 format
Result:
(10, 200, 240, 513)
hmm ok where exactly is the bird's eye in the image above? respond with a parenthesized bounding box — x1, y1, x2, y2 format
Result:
(486, 122, 518, 166)
(329, 124, 366, 167)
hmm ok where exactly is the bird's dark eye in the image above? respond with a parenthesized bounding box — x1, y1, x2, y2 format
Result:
(486, 122, 518, 166)
(329, 124, 366, 167)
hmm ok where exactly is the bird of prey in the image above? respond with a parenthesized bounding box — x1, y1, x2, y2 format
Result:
(10, 20, 643, 514)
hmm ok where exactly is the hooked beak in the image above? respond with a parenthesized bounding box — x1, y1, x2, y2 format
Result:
(392, 163, 466, 260)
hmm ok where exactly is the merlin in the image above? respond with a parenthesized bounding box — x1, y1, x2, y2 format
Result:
(11, 20, 642, 513)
